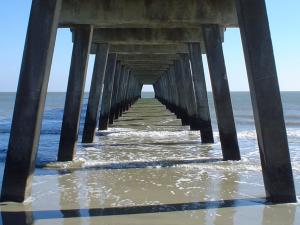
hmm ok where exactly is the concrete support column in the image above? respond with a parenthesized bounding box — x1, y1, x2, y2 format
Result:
(124, 74, 133, 111)
(179, 54, 199, 127)
(82, 43, 109, 143)
(166, 71, 176, 112)
(235, 0, 296, 202)
(1, 0, 62, 202)
(158, 76, 167, 106)
(203, 25, 240, 160)
(58, 26, 93, 162)
(118, 67, 128, 116)
(114, 65, 125, 119)
(98, 53, 117, 130)
(160, 73, 169, 110)
(188, 43, 214, 143)
(120, 68, 130, 115)
(170, 65, 184, 119)
(109, 62, 122, 124)
(169, 66, 180, 116)
(174, 60, 189, 126)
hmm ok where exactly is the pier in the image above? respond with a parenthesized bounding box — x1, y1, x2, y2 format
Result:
(0, 0, 296, 207)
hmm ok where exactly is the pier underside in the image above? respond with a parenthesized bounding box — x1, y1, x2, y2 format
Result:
(0, 0, 296, 210)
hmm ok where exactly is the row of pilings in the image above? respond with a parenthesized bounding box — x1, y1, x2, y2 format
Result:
(0, 0, 297, 205)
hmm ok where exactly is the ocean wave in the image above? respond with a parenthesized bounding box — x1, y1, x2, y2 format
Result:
(237, 129, 300, 139)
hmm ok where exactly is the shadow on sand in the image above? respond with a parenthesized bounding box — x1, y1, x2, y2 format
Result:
(38, 158, 223, 174)
(0, 197, 277, 224)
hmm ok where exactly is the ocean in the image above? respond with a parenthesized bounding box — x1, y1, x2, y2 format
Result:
(0, 92, 299, 224)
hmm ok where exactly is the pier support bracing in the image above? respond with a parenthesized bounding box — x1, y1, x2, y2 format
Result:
(82, 43, 109, 143)
(202, 25, 241, 160)
(1, 0, 62, 202)
(98, 53, 117, 130)
(235, 0, 296, 202)
(188, 43, 214, 143)
(58, 26, 93, 162)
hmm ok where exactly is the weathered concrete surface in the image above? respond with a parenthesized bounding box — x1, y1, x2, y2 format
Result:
(82, 43, 109, 143)
(127, 65, 170, 71)
(122, 61, 174, 67)
(113, 65, 126, 120)
(174, 59, 190, 126)
(172, 60, 187, 125)
(58, 26, 93, 162)
(168, 66, 180, 115)
(235, 0, 296, 202)
(188, 43, 214, 143)
(0, 0, 62, 202)
(179, 54, 198, 124)
(95, 44, 190, 54)
(92, 28, 203, 45)
(98, 53, 117, 130)
(118, 68, 130, 116)
(117, 53, 178, 60)
(109, 62, 122, 124)
(202, 25, 240, 160)
(60, 0, 238, 28)
(122, 61, 173, 66)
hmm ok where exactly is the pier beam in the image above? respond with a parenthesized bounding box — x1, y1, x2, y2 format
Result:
(188, 43, 214, 143)
(58, 26, 93, 162)
(0, 0, 62, 202)
(98, 53, 117, 130)
(235, 0, 296, 202)
(82, 44, 109, 143)
(202, 25, 240, 160)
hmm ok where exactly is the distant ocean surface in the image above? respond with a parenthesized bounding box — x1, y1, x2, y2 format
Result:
(0, 92, 299, 186)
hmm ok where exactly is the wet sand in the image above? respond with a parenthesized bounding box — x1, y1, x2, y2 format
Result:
(0, 99, 299, 225)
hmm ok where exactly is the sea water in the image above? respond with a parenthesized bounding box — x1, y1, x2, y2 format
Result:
(0, 92, 299, 225)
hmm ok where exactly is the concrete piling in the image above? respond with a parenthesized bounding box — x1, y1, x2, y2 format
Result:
(119, 68, 130, 115)
(57, 26, 93, 162)
(180, 54, 199, 129)
(168, 66, 180, 116)
(117, 67, 128, 117)
(109, 62, 122, 124)
(82, 43, 109, 143)
(173, 60, 190, 126)
(113, 65, 126, 120)
(202, 25, 241, 160)
(98, 53, 117, 130)
(0, 0, 62, 202)
(188, 43, 214, 143)
(235, 0, 296, 202)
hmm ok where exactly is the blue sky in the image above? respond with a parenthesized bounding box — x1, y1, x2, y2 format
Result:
(0, 1, 299, 92)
